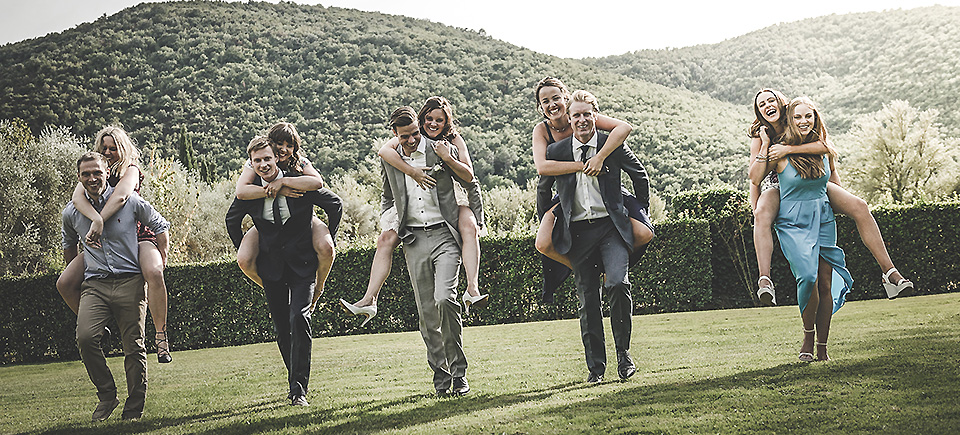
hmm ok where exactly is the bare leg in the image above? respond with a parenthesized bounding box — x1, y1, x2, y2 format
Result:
(355, 229, 401, 307)
(800, 280, 819, 360)
(140, 240, 171, 361)
(458, 206, 482, 297)
(311, 217, 335, 306)
(815, 257, 833, 361)
(826, 183, 903, 281)
(236, 227, 263, 288)
(630, 218, 654, 250)
(535, 205, 572, 269)
(56, 251, 85, 315)
(753, 188, 780, 280)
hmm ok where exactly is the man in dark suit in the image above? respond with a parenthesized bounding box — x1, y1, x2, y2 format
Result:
(380, 106, 474, 396)
(225, 136, 342, 406)
(545, 90, 653, 384)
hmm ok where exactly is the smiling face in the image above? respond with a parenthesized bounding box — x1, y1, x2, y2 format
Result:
(394, 121, 422, 156)
(99, 135, 121, 165)
(756, 91, 781, 124)
(250, 146, 279, 182)
(793, 103, 815, 136)
(422, 108, 447, 140)
(568, 100, 597, 143)
(538, 86, 567, 123)
(78, 158, 109, 198)
(275, 141, 295, 164)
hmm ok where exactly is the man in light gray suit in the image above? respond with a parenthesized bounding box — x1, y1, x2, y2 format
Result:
(380, 106, 472, 396)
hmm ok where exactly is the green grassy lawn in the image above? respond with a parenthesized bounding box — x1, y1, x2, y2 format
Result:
(1, 293, 957, 434)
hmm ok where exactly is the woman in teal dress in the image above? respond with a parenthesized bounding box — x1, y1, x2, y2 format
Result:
(750, 97, 853, 362)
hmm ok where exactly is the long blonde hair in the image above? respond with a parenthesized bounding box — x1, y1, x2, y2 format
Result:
(782, 97, 836, 179)
(93, 126, 141, 179)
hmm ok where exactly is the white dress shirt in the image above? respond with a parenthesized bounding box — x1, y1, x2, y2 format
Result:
(402, 137, 445, 227)
(570, 132, 609, 222)
(261, 170, 291, 225)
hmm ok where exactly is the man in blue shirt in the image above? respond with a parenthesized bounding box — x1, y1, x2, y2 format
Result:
(62, 152, 170, 421)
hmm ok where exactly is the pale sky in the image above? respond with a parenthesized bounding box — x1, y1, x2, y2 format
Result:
(1, 0, 957, 58)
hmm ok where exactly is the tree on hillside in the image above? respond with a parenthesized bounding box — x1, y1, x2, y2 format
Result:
(178, 126, 196, 172)
(843, 100, 960, 204)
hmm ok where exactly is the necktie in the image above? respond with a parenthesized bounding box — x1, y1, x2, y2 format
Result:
(579, 144, 590, 163)
(272, 197, 282, 225)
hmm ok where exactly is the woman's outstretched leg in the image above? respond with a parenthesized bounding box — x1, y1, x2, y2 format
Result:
(237, 227, 263, 288)
(310, 216, 336, 307)
(535, 205, 572, 269)
(354, 229, 401, 307)
(629, 218, 654, 250)
(56, 252, 85, 315)
(826, 183, 912, 297)
(140, 240, 171, 363)
(753, 188, 780, 305)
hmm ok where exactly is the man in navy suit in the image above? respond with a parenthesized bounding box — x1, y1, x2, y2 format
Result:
(225, 136, 341, 406)
(545, 90, 653, 384)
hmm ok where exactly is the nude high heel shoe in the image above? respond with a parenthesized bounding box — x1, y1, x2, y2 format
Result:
(462, 292, 488, 315)
(339, 299, 377, 327)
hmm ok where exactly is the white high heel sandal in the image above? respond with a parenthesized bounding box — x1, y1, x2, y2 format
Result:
(339, 299, 377, 327)
(462, 292, 488, 315)
(757, 276, 776, 306)
(882, 268, 914, 299)
(799, 328, 815, 362)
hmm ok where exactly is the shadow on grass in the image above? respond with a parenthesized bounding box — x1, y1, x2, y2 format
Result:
(21, 330, 959, 434)
(539, 330, 960, 434)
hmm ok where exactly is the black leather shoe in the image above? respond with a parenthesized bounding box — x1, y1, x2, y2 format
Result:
(436, 388, 450, 397)
(451, 377, 470, 396)
(586, 373, 603, 384)
(617, 349, 636, 380)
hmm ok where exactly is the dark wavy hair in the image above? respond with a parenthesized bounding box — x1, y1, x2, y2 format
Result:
(267, 122, 305, 174)
(418, 96, 459, 141)
(749, 88, 789, 139)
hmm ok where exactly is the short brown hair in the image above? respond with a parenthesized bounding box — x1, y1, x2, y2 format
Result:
(246, 135, 276, 158)
(76, 151, 109, 174)
(389, 106, 418, 131)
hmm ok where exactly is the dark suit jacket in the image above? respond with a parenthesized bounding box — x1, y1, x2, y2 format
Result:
(545, 132, 649, 255)
(381, 138, 471, 247)
(225, 175, 343, 282)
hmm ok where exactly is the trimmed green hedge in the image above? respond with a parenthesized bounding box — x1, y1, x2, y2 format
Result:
(0, 219, 710, 364)
(2, 200, 957, 364)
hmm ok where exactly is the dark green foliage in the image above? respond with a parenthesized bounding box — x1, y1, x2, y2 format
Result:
(673, 186, 757, 308)
(587, 6, 960, 136)
(0, 1, 749, 198)
(177, 126, 196, 171)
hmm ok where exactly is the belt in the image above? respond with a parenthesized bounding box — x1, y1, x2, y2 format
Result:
(101, 272, 141, 280)
(570, 216, 610, 228)
(410, 222, 446, 231)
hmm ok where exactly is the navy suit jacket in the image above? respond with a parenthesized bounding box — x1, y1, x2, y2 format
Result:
(225, 175, 342, 282)
(545, 131, 649, 255)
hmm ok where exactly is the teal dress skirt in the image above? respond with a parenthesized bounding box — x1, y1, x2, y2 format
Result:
(775, 155, 853, 313)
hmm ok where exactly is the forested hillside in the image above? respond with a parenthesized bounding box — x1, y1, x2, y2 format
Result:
(0, 0, 749, 197)
(587, 6, 960, 135)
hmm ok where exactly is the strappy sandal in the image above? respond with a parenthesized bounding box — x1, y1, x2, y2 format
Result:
(798, 328, 815, 362)
(882, 267, 914, 299)
(816, 342, 830, 362)
(757, 276, 776, 306)
(156, 326, 172, 364)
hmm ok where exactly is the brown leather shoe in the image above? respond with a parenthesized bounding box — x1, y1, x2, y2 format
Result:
(91, 398, 120, 422)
